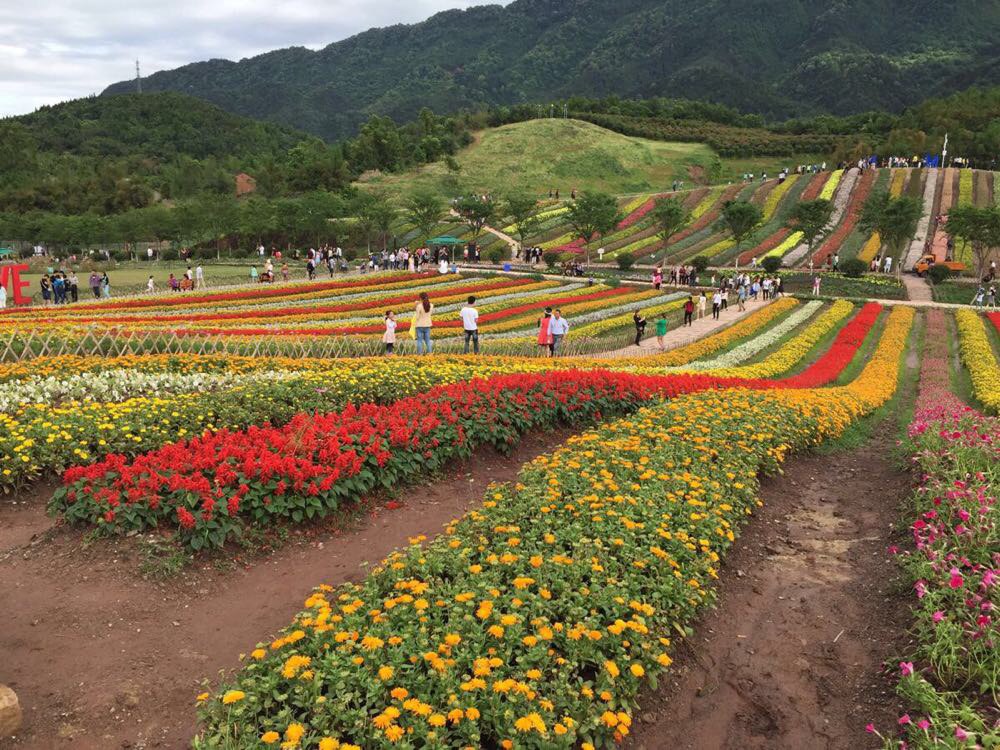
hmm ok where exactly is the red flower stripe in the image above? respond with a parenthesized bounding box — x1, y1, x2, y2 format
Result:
(53, 370, 771, 547)
(165, 286, 636, 336)
(634, 183, 744, 260)
(738, 227, 792, 266)
(799, 171, 830, 202)
(0, 272, 439, 315)
(811, 168, 876, 266)
(988, 312, 1000, 335)
(50, 278, 535, 326)
(769, 303, 882, 388)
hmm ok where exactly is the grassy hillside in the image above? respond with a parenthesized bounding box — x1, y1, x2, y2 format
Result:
(358, 118, 807, 197)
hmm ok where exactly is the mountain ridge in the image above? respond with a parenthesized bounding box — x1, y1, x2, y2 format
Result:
(102, 0, 1000, 141)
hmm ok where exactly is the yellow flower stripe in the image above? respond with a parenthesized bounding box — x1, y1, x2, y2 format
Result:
(955, 309, 1000, 413)
(653, 298, 798, 366)
(764, 231, 804, 259)
(761, 174, 800, 221)
(818, 169, 844, 201)
(690, 185, 725, 220)
(705, 300, 854, 379)
(536, 296, 686, 339)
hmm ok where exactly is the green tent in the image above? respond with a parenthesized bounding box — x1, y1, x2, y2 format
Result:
(0, 248, 14, 258)
(428, 236, 463, 245)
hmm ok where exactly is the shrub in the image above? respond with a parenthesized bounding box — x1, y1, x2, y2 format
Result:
(160, 247, 179, 262)
(840, 258, 867, 278)
(542, 250, 560, 269)
(343, 247, 358, 262)
(487, 247, 504, 264)
(927, 264, 953, 284)
(761, 256, 782, 273)
(690, 255, 710, 272)
(616, 254, 636, 271)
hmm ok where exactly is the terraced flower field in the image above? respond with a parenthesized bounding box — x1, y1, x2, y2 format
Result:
(1, 273, 999, 749)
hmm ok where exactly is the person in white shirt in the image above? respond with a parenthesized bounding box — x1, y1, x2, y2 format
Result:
(146, 276, 155, 293)
(549, 309, 569, 355)
(883, 256, 893, 273)
(195, 265, 204, 289)
(712, 290, 723, 320)
(460, 296, 480, 354)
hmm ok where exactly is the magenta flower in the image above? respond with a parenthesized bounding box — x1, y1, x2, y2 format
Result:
(932, 610, 945, 623)
(898, 714, 912, 725)
(899, 661, 914, 676)
(949, 568, 964, 589)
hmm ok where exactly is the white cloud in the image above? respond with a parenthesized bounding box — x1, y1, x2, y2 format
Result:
(0, 1, 496, 116)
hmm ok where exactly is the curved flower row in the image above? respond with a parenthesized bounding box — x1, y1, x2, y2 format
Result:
(811, 168, 877, 266)
(818, 169, 845, 201)
(955, 309, 1000, 413)
(870, 308, 999, 749)
(191, 303, 913, 749)
(707, 300, 855, 379)
(653, 297, 799, 366)
(51, 370, 769, 549)
(682, 301, 823, 370)
(763, 230, 804, 259)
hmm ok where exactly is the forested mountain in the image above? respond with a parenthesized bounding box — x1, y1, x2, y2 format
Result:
(102, 0, 1000, 141)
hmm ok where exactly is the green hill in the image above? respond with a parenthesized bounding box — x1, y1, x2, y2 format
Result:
(358, 118, 803, 197)
(101, 0, 1000, 141)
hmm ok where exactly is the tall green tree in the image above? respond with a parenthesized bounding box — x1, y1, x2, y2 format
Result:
(454, 195, 497, 244)
(716, 200, 762, 255)
(859, 193, 922, 268)
(404, 191, 445, 248)
(946, 205, 1000, 279)
(652, 196, 690, 246)
(503, 192, 541, 257)
(567, 192, 621, 264)
(787, 199, 833, 255)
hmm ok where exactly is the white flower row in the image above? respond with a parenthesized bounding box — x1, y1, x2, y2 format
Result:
(680, 301, 823, 370)
(0, 369, 300, 413)
(903, 168, 939, 269)
(784, 168, 860, 267)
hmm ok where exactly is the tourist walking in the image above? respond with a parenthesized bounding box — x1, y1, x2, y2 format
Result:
(812, 275, 821, 296)
(655, 313, 668, 350)
(537, 308, 554, 357)
(550, 308, 569, 355)
(101, 273, 111, 299)
(413, 292, 434, 354)
(460, 296, 479, 354)
(89, 272, 101, 299)
(683, 296, 694, 327)
(711, 289, 722, 320)
(632, 310, 646, 346)
(195, 264, 204, 289)
(697, 291, 707, 320)
(382, 311, 397, 355)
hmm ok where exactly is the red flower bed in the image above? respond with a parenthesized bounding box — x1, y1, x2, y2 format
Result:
(988, 312, 1000, 335)
(60, 279, 534, 326)
(799, 171, 830, 202)
(811, 169, 876, 266)
(0, 273, 438, 315)
(738, 227, 792, 266)
(166, 286, 636, 336)
(771, 303, 882, 388)
(52, 370, 767, 549)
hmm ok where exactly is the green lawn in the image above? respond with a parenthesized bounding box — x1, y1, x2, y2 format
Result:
(359, 118, 819, 199)
(931, 279, 987, 305)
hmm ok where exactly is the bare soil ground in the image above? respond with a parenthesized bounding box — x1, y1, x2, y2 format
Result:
(0, 429, 575, 749)
(628, 427, 910, 750)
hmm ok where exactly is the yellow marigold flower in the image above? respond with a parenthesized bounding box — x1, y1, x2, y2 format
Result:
(444, 633, 462, 646)
(261, 731, 280, 744)
(251, 648, 266, 660)
(318, 739, 339, 750)
(221, 690, 245, 705)
(605, 660, 620, 678)
(466, 707, 481, 720)
(377, 666, 395, 681)
(554, 723, 568, 735)
(487, 625, 505, 638)
(512, 577, 535, 589)
(428, 713, 447, 727)
(630, 663, 645, 677)
(373, 713, 395, 729)
(284, 723, 305, 742)
(390, 687, 409, 700)
(195, 692, 209, 702)
(657, 653, 673, 667)
(447, 708, 464, 723)
(360, 635, 385, 651)
(384, 725, 405, 742)
(602, 711, 619, 727)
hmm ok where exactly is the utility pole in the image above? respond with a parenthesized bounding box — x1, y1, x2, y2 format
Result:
(941, 132, 948, 168)
(135, 60, 142, 94)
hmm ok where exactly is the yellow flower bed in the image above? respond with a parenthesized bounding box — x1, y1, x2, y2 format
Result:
(763, 231, 804, 259)
(653, 298, 798, 366)
(818, 169, 844, 201)
(705, 300, 854, 379)
(761, 174, 799, 221)
(955, 309, 1000, 413)
(194, 305, 913, 750)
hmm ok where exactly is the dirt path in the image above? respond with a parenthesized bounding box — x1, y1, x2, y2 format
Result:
(628, 428, 909, 750)
(0, 429, 575, 749)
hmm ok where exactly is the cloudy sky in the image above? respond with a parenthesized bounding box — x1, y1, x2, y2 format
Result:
(0, 0, 496, 117)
